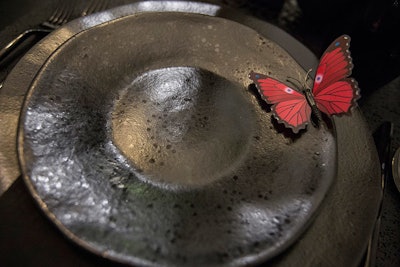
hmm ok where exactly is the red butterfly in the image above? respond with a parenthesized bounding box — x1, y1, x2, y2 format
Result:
(249, 35, 360, 133)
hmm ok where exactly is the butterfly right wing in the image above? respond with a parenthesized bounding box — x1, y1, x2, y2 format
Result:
(314, 78, 359, 115)
(313, 35, 354, 96)
(312, 35, 360, 116)
(249, 71, 312, 133)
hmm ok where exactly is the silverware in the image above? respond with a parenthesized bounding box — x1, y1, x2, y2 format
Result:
(81, 0, 109, 17)
(364, 121, 393, 267)
(0, 0, 109, 67)
(392, 147, 400, 192)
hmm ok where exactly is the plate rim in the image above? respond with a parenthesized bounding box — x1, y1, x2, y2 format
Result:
(18, 10, 337, 267)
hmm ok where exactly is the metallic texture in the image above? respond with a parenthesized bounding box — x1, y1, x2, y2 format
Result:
(19, 12, 335, 266)
(0, 1, 381, 267)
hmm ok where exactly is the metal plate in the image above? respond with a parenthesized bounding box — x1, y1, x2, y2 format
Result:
(18, 12, 335, 267)
(0, 1, 381, 267)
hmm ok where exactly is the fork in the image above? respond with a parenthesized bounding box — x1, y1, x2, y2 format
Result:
(0, 0, 109, 66)
(363, 121, 393, 267)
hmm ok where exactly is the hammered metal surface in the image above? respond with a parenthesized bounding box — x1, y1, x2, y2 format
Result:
(19, 12, 335, 266)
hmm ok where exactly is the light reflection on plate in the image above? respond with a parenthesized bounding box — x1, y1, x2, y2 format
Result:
(19, 11, 335, 267)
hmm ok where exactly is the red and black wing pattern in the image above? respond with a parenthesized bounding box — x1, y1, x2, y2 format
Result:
(248, 35, 361, 133)
(249, 71, 312, 133)
(312, 35, 360, 115)
(314, 78, 359, 115)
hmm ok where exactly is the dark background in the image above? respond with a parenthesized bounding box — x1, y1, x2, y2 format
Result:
(225, 0, 400, 100)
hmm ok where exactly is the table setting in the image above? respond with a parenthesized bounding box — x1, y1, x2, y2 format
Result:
(0, 0, 399, 266)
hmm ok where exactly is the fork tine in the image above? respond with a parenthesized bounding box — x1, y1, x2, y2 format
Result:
(47, 5, 64, 25)
(95, 0, 109, 13)
(43, 0, 108, 29)
(44, 1, 75, 28)
(81, 0, 96, 16)
(96, 0, 110, 13)
(54, 4, 71, 26)
(82, 0, 109, 16)
(56, 1, 77, 26)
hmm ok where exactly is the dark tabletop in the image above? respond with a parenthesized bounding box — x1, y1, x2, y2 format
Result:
(1, 0, 399, 266)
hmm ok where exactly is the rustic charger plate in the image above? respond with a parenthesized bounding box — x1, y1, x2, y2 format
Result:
(18, 10, 336, 267)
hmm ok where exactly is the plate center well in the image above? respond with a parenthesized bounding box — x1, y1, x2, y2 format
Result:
(111, 67, 254, 187)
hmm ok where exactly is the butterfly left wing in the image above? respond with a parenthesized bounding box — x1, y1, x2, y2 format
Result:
(312, 35, 360, 115)
(249, 71, 312, 133)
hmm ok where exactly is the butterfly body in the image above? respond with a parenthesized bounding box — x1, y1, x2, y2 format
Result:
(303, 87, 323, 125)
(249, 35, 360, 133)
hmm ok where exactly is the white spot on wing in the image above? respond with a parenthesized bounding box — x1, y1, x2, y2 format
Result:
(315, 74, 323, 84)
(285, 87, 294, 94)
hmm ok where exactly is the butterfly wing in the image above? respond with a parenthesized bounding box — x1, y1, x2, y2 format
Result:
(313, 35, 360, 115)
(314, 78, 359, 115)
(249, 71, 311, 133)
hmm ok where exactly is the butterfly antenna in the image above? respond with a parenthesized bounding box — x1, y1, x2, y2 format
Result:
(303, 69, 313, 89)
(286, 77, 302, 90)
